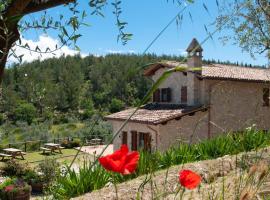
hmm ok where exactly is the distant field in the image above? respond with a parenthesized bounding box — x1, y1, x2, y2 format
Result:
(0, 148, 93, 168)
(0, 120, 112, 148)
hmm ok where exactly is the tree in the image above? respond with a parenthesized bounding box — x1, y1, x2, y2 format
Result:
(14, 101, 37, 124)
(216, 0, 270, 61)
(109, 98, 124, 113)
(0, 0, 134, 82)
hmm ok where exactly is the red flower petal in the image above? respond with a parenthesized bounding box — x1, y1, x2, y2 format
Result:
(179, 170, 201, 189)
(122, 151, 140, 175)
(98, 144, 139, 175)
(99, 156, 114, 171)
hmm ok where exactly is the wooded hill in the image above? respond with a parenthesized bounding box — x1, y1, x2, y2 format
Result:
(0, 54, 263, 125)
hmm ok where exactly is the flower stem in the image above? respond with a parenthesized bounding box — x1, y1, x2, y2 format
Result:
(113, 177, 118, 200)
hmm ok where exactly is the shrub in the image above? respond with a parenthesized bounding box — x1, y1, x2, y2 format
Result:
(37, 158, 60, 184)
(0, 113, 5, 125)
(50, 129, 270, 198)
(1, 160, 28, 177)
(0, 178, 31, 199)
(109, 98, 124, 113)
(61, 138, 81, 148)
(23, 168, 44, 184)
(50, 162, 110, 199)
(14, 102, 37, 125)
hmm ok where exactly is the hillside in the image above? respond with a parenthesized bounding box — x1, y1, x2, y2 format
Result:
(0, 54, 262, 126)
(73, 147, 270, 200)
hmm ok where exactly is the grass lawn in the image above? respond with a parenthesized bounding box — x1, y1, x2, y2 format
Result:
(0, 148, 93, 168)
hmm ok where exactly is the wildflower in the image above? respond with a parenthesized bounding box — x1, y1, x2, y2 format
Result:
(179, 170, 201, 190)
(99, 144, 139, 175)
(4, 185, 14, 192)
(257, 161, 268, 181)
(240, 187, 255, 200)
(248, 165, 257, 177)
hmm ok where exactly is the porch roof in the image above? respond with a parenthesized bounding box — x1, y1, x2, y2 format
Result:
(104, 103, 208, 125)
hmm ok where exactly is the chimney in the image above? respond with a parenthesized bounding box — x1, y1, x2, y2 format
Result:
(186, 38, 203, 68)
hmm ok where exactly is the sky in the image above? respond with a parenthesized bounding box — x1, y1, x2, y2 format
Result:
(11, 0, 269, 67)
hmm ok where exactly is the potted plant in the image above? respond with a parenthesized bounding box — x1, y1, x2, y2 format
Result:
(23, 158, 60, 194)
(0, 178, 31, 200)
(23, 169, 44, 193)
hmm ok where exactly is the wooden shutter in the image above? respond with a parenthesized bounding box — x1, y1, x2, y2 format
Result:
(263, 88, 270, 106)
(122, 131, 127, 145)
(153, 89, 160, 102)
(144, 133, 151, 152)
(181, 86, 187, 104)
(131, 131, 138, 151)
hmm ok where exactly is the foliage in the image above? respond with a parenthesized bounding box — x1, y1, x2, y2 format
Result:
(216, 0, 270, 59)
(0, 113, 4, 125)
(61, 138, 81, 148)
(109, 98, 125, 113)
(37, 158, 60, 184)
(1, 53, 257, 126)
(52, 129, 270, 199)
(23, 169, 44, 184)
(0, 178, 31, 198)
(14, 102, 37, 125)
(50, 162, 110, 199)
(1, 160, 28, 177)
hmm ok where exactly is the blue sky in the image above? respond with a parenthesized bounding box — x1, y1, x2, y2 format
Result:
(17, 0, 268, 66)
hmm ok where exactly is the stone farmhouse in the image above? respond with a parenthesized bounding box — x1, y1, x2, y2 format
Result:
(105, 38, 270, 152)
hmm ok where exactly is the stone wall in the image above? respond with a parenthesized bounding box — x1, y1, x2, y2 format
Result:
(152, 68, 188, 104)
(158, 110, 209, 151)
(205, 80, 270, 136)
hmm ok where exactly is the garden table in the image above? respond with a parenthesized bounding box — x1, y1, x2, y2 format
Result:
(44, 143, 63, 154)
(91, 138, 102, 145)
(3, 148, 26, 160)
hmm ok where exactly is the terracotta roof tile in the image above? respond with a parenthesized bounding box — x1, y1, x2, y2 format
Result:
(144, 61, 270, 82)
(202, 64, 270, 82)
(105, 104, 207, 124)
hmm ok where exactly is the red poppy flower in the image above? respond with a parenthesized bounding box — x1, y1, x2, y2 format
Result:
(99, 144, 139, 175)
(179, 170, 201, 189)
(4, 185, 15, 192)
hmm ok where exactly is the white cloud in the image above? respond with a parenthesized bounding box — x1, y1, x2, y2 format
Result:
(128, 50, 136, 54)
(177, 49, 188, 56)
(106, 49, 123, 54)
(105, 49, 136, 54)
(9, 35, 87, 64)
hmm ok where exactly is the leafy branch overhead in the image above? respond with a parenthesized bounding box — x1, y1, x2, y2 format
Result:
(0, 0, 136, 82)
(216, 0, 270, 59)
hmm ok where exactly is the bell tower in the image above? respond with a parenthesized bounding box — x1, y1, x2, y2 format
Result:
(186, 38, 203, 68)
(186, 38, 203, 106)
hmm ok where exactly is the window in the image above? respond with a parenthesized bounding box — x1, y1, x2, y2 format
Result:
(153, 88, 171, 103)
(181, 86, 187, 104)
(263, 88, 270, 107)
(122, 131, 127, 145)
(161, 88, 171, 102)
(153, 89, 160, 102)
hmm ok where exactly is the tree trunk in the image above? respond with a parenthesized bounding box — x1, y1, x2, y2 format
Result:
(0, 19, 20, 83)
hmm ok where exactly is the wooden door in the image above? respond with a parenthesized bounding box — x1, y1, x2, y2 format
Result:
(181, 86, 187, 104)
(131, 131, 138, 151)
(122, 131, 127, 145)
(139, 132, 151, 152)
